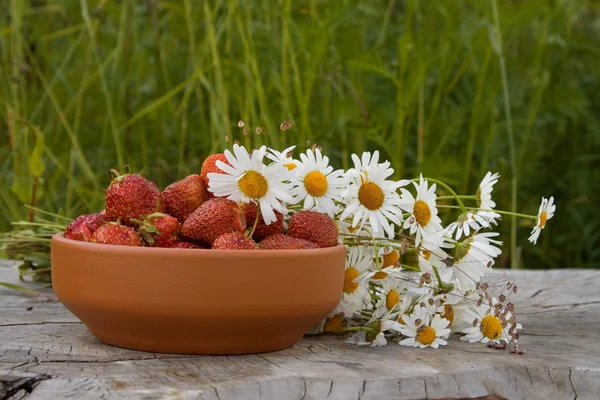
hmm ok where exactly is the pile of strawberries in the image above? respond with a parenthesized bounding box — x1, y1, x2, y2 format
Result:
(64, 156, 339, 250)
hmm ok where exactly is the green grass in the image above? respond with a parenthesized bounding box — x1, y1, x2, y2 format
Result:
(1, 0, 599, 268)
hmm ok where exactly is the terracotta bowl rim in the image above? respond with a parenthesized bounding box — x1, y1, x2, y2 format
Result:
(51, 233, 346, 257)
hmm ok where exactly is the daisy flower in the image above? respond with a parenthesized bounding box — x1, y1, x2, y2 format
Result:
(418, 239, 450, 275)
(528, 196, 556, 245)
(444, 232, 502, 290)
(446, 211, 498, 241)
(340, 246, 373, 316)
(309, 311, 345, 334)
(374, 279, 404, 318)
(399, 314, 451, 349)
(460, 300, 520, 344)
(477, 172, 499, 210)
(207, 144, 295, 225)
(290, 148, 346, 217)
(339, 151, 408, 237)
(399, 175, 443, 244)
(266, 145, 298, 171)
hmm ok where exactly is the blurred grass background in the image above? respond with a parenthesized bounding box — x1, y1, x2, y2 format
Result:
(1, 0, 599, 268)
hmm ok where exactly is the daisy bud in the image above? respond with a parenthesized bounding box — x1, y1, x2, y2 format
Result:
(487, 260, 493, 268)
(225, 135, 230, 142)
(507, 302, 515, 312)
(477, 298, 483, 307)
(481, 282, 489, 291)
(234, 140, 240, 145)
(256, 126, 263, 135)
(472, 319, 478, 327)
(305, 140, 311, 147)
(509, 316, 516, 325)
(499, 294, 506, 303)
(513, 285, 518, 294)
(280, 120, 292, 131)
(415, 319, 422, 327)
(420, 302, 426, 308)
(238, 120, 245, 128)
(242, 127, 248, 136)
(428, 298, 434, 306)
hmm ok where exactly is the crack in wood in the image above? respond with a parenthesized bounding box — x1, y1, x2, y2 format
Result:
(0, 374, 50, 400)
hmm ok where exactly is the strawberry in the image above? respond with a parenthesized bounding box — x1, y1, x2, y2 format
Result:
(200, 153, 231, 197)
(170, 241, 201, 249)
(240, 201, 284, 241)
(64, 213, 107, 242)
(161, 174, 209, 223)
(260, 234, 319, 250)
(92, 223, 144, 247)
(180, 198, 246, 245)
(213, 232, 259, 250)
(287, 211, 339, 248)
(133, 213, 181, 247)
(105, 171, 165, 225)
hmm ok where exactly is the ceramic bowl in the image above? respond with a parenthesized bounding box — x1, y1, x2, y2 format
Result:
(51, 233, 345, 355)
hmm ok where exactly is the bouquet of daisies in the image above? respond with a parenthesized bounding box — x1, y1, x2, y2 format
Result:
(210, 136, 555, 350)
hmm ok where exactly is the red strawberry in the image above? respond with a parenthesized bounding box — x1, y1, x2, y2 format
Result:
(134, 213, 181, 247)
(180, 198, 246, 245)
(170, 241, 201, 249)
(200, 154, 231, 197)
(105, 171, 165, 225)
(287, 211, 338, 248)
(92, 223, 144, 247)
(64, 213, 107, 242)
(161, 174, 209, 223)
(260, 234, 319, 250)
(213, 232, 259, 250)
(240, 201, 284, 241)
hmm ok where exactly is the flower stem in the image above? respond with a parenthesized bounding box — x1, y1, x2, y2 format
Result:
(248, 203, 261, 238)
(437, 195, 477, 200)
(436, 205, 536, 220)
(432, 266, 443, 288)
(413, 177, 467, 213)
(338, 326, 376, 333)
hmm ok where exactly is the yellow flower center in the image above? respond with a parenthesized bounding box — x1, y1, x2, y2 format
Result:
(422, 249, 431, 261)
(285, 163, 297, 171)
(238, 171, 268, 198)
(539, 211, 548, 228)
(371, 271, 388, 280)
(343, 267, 359, 294)
(397, 315, 405, 324)
(386, 290, 399, 310)
(480, 315, 502, 340)
(323, 314, 344, 333)
(304, 171, 329, 197)
(413, 200, 432, 226)
(358, 182, 385, 211)
(442, 304, 454, 327)
(416, 326, 436, 345)
(382, 250, 400, 268)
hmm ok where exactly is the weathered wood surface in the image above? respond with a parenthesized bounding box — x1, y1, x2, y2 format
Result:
(1, 260, 599, 400)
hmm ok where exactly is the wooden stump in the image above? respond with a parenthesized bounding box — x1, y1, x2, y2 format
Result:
(1, 260, 599, 399)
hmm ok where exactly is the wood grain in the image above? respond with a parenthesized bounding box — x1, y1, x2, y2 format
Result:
(1, 260, 599, 399)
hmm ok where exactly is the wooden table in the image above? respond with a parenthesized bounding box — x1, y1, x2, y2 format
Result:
(1, 260, 599, 400)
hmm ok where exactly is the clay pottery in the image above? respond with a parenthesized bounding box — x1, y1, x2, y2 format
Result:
(51, 233, 346, 355)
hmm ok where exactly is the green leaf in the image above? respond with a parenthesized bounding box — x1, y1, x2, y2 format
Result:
(0, 282, 39, 294)
(28, 134, 45, 178)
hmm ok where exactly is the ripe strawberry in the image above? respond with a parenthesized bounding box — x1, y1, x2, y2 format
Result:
(213, 232, 259, 250)
(260, 234, 319, 250)
(105, 171, 165, 225)
(240, 201, 283, 241)
(64, 213, 107, 242)
(287, 211, 339, 248)
(92, 223, 144, 247)
(200, 153, 231, 197)
(161, 174, 209, 223)
(180, 198, 246, 245)
(170, 241, 201, 249)
(134, 213, 181, 247)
